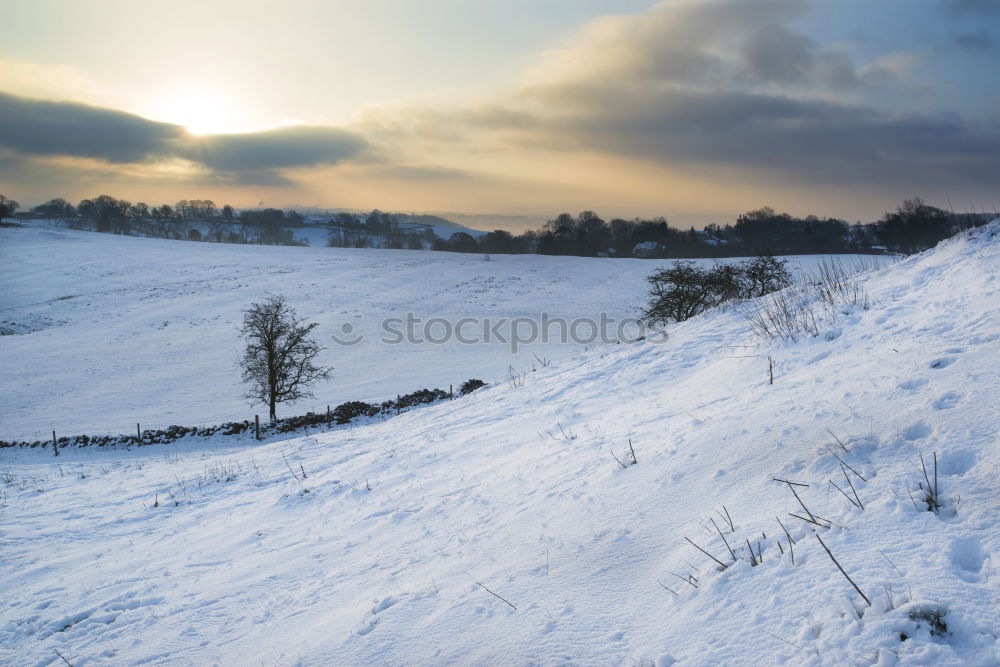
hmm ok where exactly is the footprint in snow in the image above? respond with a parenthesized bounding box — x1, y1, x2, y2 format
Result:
(355, 617, 378, 636)
(355, 596, 403, 636)
(372, 596, 399, 614)
(936, 449, 977, 476)
(950, 537, 988, 582)
(932, 391, 963, 410)
(929, 357, 956, 369)
(898, 378, 928, 391)
(902, 422, 932, 441)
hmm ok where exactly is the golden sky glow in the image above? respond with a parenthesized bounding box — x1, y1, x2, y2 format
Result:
(0, 0, 998, 226)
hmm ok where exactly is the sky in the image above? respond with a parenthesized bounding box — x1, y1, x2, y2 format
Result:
(0, 0, 998, 227)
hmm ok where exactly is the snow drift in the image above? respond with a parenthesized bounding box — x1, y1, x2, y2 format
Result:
(1, 223, 998, 665)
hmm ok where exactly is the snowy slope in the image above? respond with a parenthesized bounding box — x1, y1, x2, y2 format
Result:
(0, 224, 857, 441)
(1, 225, 997, 664)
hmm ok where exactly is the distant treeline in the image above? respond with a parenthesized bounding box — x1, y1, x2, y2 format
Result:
(3, 192, 994, 257)
(451, 201, 991, 257)
(21, 196, 309, 245)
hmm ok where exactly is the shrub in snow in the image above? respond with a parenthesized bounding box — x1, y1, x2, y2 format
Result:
(643, 261, 724, 324)
(642, 256, 791, 324)
(395, 388, 451, 409)
(901, 604, 949, 640)
(332, 401, 379, 424)
(459, 379, 487, 395)
(741, 256, 877, 342)
(742, 255, 793, 298)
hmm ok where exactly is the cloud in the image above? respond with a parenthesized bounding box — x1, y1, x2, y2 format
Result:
(943, 0, 1000, 13)
(185, 126, 367, 172)
(0, 91, 184, 163)
(740, 24, 858, 89)
(359, 0, 1000, 189)
(2, 0, 997, 216)
(0, 91, 368, 179)
(953, 30, 996, 49)
(358, 164, 475, 182)
(857, 51, 924, 86)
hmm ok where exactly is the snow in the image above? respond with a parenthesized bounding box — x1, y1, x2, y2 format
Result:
(290, 215, 487, 247)
(0, 224, 859, 442)
(1, 223, 998, 665)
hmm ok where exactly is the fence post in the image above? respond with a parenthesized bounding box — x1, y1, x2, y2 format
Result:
(137, 423, 141, 442)
(255, 414, 261, 441)
(52, 430, 58, 457)
(396, 395, 400, 415)
(450, 384, 453, 399)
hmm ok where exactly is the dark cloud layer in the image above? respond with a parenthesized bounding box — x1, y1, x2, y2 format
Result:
(367, 0, 1000, 188)
(2, 0, 998, 208)
(0, 91, 183, 163)
(0, 91, 368, 178)
(553, 91, 1000, 185)
(944, 0, 1000, 13)
(188, 126, 367, 172)
(953, 30, 996, 49)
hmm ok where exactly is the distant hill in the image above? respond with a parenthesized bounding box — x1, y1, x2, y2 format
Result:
(393, 213, 487, 239)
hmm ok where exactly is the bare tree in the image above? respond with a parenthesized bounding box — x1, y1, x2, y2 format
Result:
(0, 194, 20, 222)
(239, 295, 332, 421)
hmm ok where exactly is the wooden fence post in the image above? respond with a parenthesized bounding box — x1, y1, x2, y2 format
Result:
(137, 423, 141, 442)
(255, 414, 261, 440)
(396, 395, 400, 415)
(450, 384, 453, 399)
(52, 430, 58, 457)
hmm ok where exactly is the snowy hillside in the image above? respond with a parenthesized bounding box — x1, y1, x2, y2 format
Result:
(1, 224, 997, 664)
(287, 214, 485, 247)
(0, 224, 855, 441)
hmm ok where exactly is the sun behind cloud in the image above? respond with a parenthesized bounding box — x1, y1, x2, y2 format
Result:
(147, 83, 246, 136)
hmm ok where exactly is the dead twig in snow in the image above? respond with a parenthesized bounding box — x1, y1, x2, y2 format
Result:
(765, 631, 803, 651)
(789, 512, 829, 528)
(610, 450, 629, 469)
(666, 570, 698, 589)
(825, 447, 867, 482)
(282, 453, 301, 482)
(775, 516, 795, 545)
(840, 462, 864, 509)
(710, 517, 737, 562)
(816, 534, 871, 606)
(471, 578, 517, 611)
(830, 479, 861, 509)
(826, 428, 849, 453)
(775, 478, 820, 524)
(722, 505, 735, 532)
(877, 548, 903, 577)
(684, 537, 728, 570)
(657, 579, 680, 596)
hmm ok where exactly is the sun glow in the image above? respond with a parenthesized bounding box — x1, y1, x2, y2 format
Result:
(149, 84, 245, 136)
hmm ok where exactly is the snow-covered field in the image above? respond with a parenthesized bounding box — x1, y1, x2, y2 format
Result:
(1, 223, 997, 664)
(1, 224, 855, 441)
